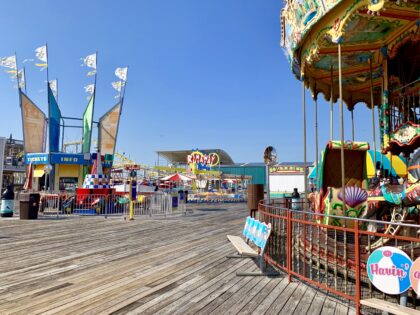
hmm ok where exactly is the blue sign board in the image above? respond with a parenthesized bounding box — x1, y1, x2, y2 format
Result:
(25, 153, 49, 165)
(50, 153, 88, 165)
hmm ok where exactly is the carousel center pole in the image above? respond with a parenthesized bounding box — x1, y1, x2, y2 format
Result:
(351, 108, 355, 142)
(338, 43, 346, 212)
(330, 65, 334, 141)
(302, 70, 308, 211)
(369, 58, 377, 169)
(314, 92, 319, 190)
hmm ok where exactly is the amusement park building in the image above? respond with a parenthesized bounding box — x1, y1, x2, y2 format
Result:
(156, 149, 311, 190)
(0, 135, 26, 193)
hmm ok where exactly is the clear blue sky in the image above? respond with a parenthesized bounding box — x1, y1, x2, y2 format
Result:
(0, 0, 379, 165)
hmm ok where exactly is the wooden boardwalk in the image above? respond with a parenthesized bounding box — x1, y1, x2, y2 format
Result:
(0, 204, 355, 314)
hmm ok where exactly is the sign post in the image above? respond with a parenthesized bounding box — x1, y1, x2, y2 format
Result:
(129, 170, 137, 221)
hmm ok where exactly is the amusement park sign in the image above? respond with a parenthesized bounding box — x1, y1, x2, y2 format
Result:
(187, 151, 219, 171)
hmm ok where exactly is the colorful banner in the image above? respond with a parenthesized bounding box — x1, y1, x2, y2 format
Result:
(98, 102, 121, 155)
(82, 94, 95, 153)
(20, 91, 46, 153)
(48, 85, 61, 152)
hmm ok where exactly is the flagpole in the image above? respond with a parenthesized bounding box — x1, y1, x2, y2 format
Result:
(46, 43, 50, 85)
(120, 66, 128, 113)
(14, 52, 20, 94)
(92, 51, 98, 153)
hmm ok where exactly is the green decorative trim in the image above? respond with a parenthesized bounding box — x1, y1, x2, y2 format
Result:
(328, 140, 369, 151)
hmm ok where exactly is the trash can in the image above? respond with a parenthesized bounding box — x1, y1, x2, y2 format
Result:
(172, 195, 178, 208)
(20, 193, 40, 220)
(247, 184, 264, 217)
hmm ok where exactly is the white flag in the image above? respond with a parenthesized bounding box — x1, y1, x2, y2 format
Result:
(18, 69, 25, 89)
(35, 45, 48, 70)
(49, 79, 58, 98)
(83, 53, 96, 69)
(84, 84, 95, 95)
(111, 81, 125, 92)
(115, 67, 127, 81)
(35, 45, 47, 62)
(0, 55, 17, 69)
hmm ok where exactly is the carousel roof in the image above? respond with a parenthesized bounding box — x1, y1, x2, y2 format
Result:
(281, 0, 419, 108)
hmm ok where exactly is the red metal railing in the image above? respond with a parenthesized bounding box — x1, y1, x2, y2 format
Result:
(259, 199, 420, 314)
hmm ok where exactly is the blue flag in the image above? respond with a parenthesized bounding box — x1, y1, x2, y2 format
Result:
(48, 84, 61, 152)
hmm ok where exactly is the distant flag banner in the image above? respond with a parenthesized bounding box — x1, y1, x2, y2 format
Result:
(0, 55, 18, 81)
(17, 69, 25, 89)
(35, 45, 48, 70)
(20, 91, 46, 153)
(0, 55, 17, 69)
(82, 94, 95, 153)
(111, 81, 125, 92)
(84, 83, 95, 94)
(49, 79, 58, 98)
(99, 102, 122, 155)
(82, 53, 97, 76)
(48, 84, 61, 152)
(115, 67, 127, 81)
(111, 81, 125, 99)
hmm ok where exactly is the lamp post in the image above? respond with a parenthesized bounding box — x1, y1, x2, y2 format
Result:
(263, 146, 277, 205)
(44, 164, 53, 192)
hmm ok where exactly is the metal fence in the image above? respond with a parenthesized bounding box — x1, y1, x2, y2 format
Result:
(259, 199, 420, 314)
(35, 191, 184, 218)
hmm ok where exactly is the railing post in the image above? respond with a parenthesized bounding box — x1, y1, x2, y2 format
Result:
(287, 208, 292, 283)
(354, 220, 361, 314)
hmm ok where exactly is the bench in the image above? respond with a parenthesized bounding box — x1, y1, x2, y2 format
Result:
(361, 298, 420, 315)
(227, 216, 279, 276)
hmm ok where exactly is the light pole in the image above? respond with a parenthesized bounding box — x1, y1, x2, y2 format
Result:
(263, 146, 277, 205)
(44, 164, 53, 192)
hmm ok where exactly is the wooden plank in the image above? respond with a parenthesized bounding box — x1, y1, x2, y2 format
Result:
(291, 285, 317, 314)
(263, 280, 299, 315)
(250, 277, 290, 315)
(321, 297, 338, 315)
(334, 301, 350, 315)
(306, 289, 327, 315)
(279, 281, 309, 314)
(231, 274, 283, 314)
(361, 298, 420, 315)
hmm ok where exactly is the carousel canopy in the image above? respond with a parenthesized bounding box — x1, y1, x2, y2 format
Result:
(160, 173, 192, 181)
(281, 0, 419, 108)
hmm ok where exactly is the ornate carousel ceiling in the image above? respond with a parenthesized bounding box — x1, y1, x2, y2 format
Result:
(282, 0, 419, 108)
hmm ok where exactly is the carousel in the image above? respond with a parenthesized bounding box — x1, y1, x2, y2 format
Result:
(282, 0, 419, 238)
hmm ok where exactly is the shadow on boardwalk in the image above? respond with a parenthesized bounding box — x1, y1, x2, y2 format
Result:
(0, 204, 354, 314)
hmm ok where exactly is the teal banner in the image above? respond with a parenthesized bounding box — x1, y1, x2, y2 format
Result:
(48, 85, 61, 152)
